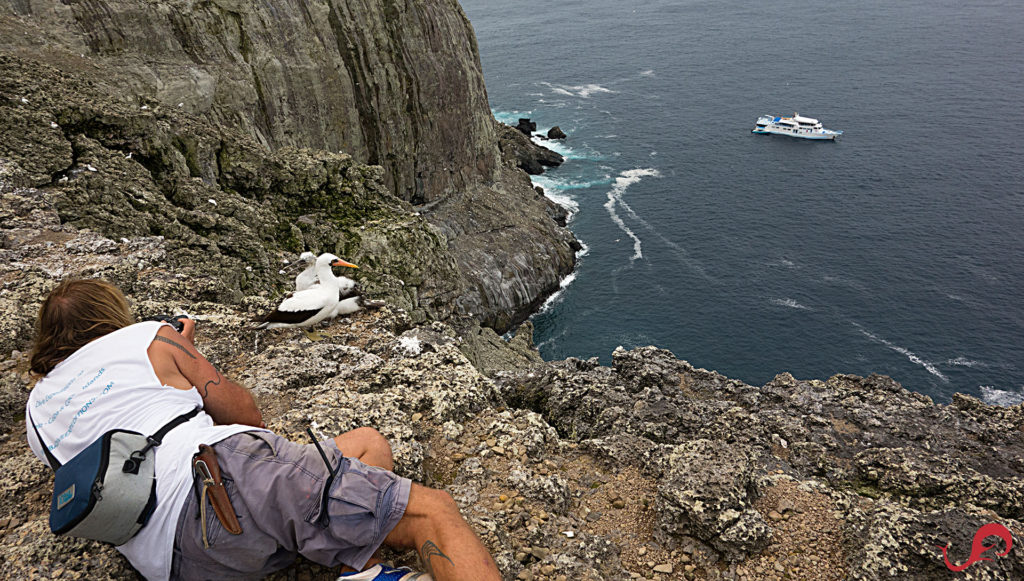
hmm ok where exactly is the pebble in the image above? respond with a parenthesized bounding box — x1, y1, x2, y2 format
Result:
(499, 494, 509, 502)
(776, 498, 797, 514)
(653, 564, 673, 574)
(612, 499, 626, 509)
(517, 570, 533, 581)
(774, 561, 785, 572)
(411, 412, 422, 422)
(486, 438, 497, 447)
(492, 445, 506, 455)
(638, 547, 647, 556)
(768, 510, 784, 522)
(541, 565, 555, 575)
(530, 547, 550, 560)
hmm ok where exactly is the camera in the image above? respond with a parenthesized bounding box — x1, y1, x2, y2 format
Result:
(145, 314, 188, 333)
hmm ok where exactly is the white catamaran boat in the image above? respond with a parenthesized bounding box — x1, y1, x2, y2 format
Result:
(752, 113, 842, 140)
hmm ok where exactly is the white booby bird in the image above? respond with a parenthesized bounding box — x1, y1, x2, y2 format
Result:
(304, 254, 385, 318)
(256, 253, 358, 340)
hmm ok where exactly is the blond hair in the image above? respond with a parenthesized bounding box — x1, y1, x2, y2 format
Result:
(29, 279, 135, 376)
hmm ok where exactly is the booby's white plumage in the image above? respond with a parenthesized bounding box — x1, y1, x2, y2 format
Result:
(256, 253, 359, 338)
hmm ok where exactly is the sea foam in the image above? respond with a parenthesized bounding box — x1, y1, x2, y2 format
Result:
(980, 385, 1024, 407)
(538, 241, 590, 313)
(540, 82, 615, 99)
(771, 298, 811, 310)
(604, 168, 661, 261)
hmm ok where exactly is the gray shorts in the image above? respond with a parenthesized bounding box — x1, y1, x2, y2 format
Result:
(170, 431, 411, 580)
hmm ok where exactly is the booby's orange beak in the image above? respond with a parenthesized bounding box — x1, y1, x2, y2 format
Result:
(331, 259, 359, 269)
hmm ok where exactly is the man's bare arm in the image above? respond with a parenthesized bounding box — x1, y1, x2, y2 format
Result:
(153, 326, 263, 427)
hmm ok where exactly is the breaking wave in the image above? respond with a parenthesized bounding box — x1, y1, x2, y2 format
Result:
(538, 242, 590, 314)
(980, 385, 1024, 407)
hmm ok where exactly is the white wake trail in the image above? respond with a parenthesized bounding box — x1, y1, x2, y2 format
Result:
(854, 324, 949, 382)
(604, 169, 660, 261)
(611, 171, 710, 279)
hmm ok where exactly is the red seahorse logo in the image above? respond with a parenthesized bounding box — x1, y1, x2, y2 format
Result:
(936, 522, 1014, 572)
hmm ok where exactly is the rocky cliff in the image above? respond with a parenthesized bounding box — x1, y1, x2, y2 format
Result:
(0, 0, 577, 333)
(1, 1, 1023, 581)
(1, 194, 1022, 579)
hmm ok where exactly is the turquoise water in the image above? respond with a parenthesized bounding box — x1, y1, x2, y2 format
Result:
(461, 0, 1024, 404)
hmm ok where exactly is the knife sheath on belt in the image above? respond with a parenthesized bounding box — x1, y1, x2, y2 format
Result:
(193, 444, 243, 536)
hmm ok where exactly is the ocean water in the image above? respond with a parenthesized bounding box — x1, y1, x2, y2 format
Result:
(460, 0, 1024, 405)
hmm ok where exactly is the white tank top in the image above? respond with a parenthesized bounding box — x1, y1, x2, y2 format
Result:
(26, 321, 262, 580)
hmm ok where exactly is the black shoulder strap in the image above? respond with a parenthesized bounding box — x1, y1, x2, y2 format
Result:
(148, 407, 201, 445)
(122, 407, 202, 474)
(27, 410, 61, 470)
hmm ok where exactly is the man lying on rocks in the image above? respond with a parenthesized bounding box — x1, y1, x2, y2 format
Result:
(25, 278, 500, 581)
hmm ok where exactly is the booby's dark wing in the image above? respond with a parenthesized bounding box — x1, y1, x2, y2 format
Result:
(261, 307, 323, 326)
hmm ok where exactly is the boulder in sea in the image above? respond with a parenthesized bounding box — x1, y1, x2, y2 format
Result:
(496, 122, 564, 175)
(547, 126, 567, 140)
(515, 118, 537, 135)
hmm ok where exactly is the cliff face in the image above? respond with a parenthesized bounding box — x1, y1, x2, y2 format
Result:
(0, 0, 576, 332)
(5, 0, 495, 204)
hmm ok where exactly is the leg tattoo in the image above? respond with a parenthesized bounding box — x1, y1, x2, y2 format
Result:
(420, 540, 455, 576)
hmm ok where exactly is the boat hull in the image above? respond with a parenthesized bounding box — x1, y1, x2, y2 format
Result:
(752, 128, 841, 140)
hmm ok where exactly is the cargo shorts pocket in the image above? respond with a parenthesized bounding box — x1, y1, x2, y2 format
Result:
(241, 431, 279, 457)
(318, 465, 389, 545)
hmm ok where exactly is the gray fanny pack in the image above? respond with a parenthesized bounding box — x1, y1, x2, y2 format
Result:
(30, 408, 199, 545)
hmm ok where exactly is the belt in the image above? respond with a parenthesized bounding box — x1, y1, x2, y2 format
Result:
(192, 444, 243, 548)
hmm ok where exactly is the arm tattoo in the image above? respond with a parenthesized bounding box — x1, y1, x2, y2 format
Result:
(200, 370, 222, 398)
(420, 540, 454, 576)
(154, 335, 196, 359)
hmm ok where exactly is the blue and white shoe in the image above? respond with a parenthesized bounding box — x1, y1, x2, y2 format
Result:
(337, 564, 433, 581)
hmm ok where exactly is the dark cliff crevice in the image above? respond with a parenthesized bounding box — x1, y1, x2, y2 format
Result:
(327, 5, 378, 155)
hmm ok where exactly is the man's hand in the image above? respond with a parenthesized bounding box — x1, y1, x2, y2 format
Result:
(179, 316, 196, 344)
